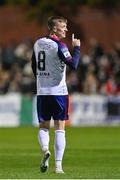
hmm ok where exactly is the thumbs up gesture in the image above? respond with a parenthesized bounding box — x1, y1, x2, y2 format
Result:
(72, 33, 81, 47)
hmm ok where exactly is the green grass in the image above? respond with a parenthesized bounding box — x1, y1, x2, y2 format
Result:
(0, 126, 120, 179)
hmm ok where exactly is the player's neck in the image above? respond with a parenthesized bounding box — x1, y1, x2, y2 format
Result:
(49, 33, 60, 41)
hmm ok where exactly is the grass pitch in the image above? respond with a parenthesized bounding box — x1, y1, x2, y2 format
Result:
(0, 126, 120, 179)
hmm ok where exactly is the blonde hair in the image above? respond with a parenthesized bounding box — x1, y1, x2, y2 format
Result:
(47, 16, 67, 30)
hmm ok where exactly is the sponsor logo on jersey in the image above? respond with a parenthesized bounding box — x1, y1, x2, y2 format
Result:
(38, 72, 50, 76)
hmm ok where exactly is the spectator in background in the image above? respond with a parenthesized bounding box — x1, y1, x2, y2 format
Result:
(66, 71, 79, 94)
(1, 41, 16, 70)
(83, 71, 98, 94)
(7, 71, 22, 93)
(0, 62, 10, 94)
(97, 55, 112, 85)
(88, 38, 104, 63)
(14, 39, 32, 69)
(100, 74, 118, 96)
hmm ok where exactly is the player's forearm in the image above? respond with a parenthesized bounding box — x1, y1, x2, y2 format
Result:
(65, 46, 80, 70)
(71, 46, 80, 69)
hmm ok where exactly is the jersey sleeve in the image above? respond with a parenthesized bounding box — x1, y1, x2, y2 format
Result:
(31, 50, 36, 78)
(58, 42, 80, 70)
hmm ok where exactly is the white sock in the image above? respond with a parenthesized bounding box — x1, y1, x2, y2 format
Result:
(54, 130, 66, 169)
(38, 128, 49, 153)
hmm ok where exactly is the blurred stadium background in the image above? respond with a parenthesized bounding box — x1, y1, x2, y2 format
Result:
(0, 0, 120, 127)
(0, 0, 120, 178)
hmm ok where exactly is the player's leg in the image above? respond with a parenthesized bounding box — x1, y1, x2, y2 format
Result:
(38, 121, 51, 172)
(38, 121, 50, 153)
(53, 95, 69, 174)
(54, 120, 66, 174)
(37, 95, 51, 172)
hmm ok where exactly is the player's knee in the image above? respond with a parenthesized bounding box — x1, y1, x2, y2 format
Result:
(39, 121, 50, 130)
(54, 120, 65, 130)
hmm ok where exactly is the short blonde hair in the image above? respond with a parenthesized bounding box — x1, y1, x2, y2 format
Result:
(47, 16, 67, 30)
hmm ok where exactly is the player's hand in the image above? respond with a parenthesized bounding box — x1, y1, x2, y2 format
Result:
(72, 33, 81, 47)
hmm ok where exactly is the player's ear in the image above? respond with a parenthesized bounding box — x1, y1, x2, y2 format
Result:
(53, 26, 57, 32)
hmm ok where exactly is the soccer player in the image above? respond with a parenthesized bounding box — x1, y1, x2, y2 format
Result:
(31, 16, 80, 174)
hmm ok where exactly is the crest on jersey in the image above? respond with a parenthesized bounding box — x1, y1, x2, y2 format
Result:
(61, 47, 71, 58)
(63, 51, 71, 58)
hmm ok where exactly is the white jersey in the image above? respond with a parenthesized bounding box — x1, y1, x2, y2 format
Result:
(32, 36, 80, 96)
(34, 37, 68, 95)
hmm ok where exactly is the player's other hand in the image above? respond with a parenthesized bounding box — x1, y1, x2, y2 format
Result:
(72, 33, 81, 47)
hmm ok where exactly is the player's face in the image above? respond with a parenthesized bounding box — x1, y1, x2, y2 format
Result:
(53, 21, 68, 39)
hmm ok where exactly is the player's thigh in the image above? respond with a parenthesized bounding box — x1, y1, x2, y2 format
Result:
(37, 95, 52, 122)
(53, 95, 69, 120)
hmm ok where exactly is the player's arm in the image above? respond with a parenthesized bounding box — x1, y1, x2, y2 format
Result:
(31, 50, 36, 78)
(58, 34, 81, 70)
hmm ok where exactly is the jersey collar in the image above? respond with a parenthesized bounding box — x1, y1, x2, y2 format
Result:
(48, 34, 60, 42)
